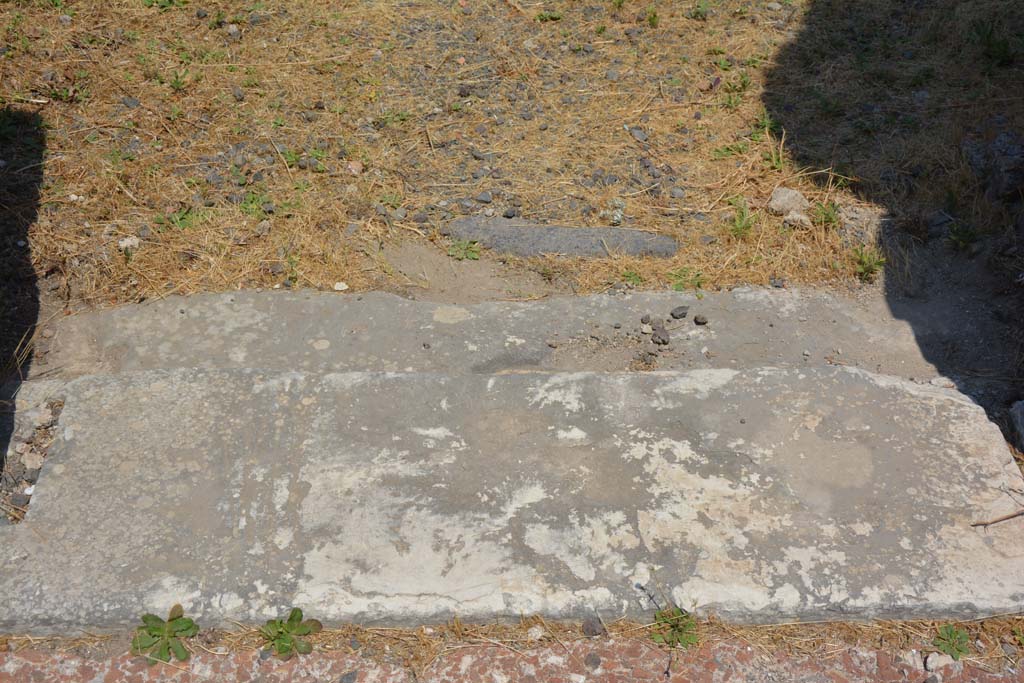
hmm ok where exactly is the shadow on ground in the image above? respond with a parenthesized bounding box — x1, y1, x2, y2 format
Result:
(764, 0, 1024, 435)
(1, 109, 45, 470)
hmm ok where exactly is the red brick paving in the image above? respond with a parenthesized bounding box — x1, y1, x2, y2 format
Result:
(1, 638, 1020, 682)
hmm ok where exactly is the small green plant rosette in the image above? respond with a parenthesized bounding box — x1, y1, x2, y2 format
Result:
(130, 604, 199, 664)
(260, 607, 324, 660)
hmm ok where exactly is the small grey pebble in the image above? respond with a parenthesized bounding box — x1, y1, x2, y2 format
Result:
(629, 127, 648, 142)
(670, 186, 686, 199)
(195, 8, 208, 18)
(502, 207, 519, 219)
(10, 493, 30, 508)
(475, 190, 493, 203)
(338, 672, 358, 683)
(640, 314, 652, 324)
(581, 616, 606, 637)
(121, 96, 140, 109)
(232, 85, 245, 102)
(699, 235, 718, 245)
(694, 314, 708, 325)
(412, 212, 429, 224)
(670, 305, 689, 319)
(640, 323, 653, 335)
(613, 323, 622, 329)
(261, 202, 275, 214)
(584, 652, 601, 670)
(652, 327, 670, 345)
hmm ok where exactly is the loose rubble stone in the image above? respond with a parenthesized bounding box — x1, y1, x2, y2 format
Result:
(446, 216, 678, 258)
(694, 314, 708, 325)
(581, 617, 607, 637)
(671, 305, 689, 319)
(629, 127, 648, 142)
(925, 652, 956, 672)
(783, 211, 813, 230)
(768, 187, 810, 216)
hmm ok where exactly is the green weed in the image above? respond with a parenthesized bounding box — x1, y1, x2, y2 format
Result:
(728, 196, 755, 238)
(650, 607, 699, 648)
(932, 624, 970, 661)
(853, 245, 885, 282)
(812, 201, 840, 228)
(260, 608, 323, 660)
(668, 266, 705, 291)
(448, 239, 480, 261)
(130, 604, 198, 665)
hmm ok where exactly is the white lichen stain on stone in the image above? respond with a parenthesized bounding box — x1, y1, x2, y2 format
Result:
(273, 477, 290, 511)
(413, 427, 455, 440)
(505, 336, 526, 347)
(850, 522, 873, 536)
(145, 576, 201, 615)
(523, 511, 639, 581)
(652, 369, 738, 403)
(528, 375, 585, 413)
(781, 545, 849, 602)
(498, 483, 547, 522)
(273, 528, 294, 550)
(556, 427, 588, 442)
(215, 592, 244, 612)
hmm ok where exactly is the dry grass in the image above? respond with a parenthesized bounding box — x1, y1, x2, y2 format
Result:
(2, 0, 981, 316)
(4, 614, 1024, 675)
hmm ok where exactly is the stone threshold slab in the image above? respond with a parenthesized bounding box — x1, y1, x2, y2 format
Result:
(1, 367, 1021, 632)
(44, 289, 942, 384)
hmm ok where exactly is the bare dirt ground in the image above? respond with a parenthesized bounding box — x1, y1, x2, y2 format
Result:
(0, 0, 1016, 302)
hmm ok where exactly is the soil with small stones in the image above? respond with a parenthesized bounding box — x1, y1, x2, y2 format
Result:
(1, 400, 61, 524)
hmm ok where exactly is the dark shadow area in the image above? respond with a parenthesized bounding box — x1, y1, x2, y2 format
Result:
(764, 0, 1024, 435)
(1, 109, 45, 485)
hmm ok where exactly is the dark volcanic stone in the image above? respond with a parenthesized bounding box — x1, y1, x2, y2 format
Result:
(446, 216, 678, 258)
